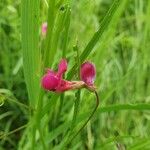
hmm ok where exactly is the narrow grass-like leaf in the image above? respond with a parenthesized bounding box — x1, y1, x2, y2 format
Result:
(22, 0, 41, 107)
(62, 6, 71, 57)
(98, 103, 150, 113)
(67, 0, 128, 80)
(47, 9, 67, 67)
(128, 139, 150, 150)
(22, 0, 42, 149)
(44, 0, 56, 67)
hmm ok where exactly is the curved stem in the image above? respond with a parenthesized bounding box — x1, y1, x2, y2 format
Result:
(67, 90, 99, 145)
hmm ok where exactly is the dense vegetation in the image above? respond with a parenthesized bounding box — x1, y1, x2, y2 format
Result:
(0, 0, 150, 149)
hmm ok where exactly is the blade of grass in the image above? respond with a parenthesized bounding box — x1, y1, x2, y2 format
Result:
(98, 103, 150, 112)
(100, 135, 137, 148)
(0, 124, 28, 139)
(46, 7, 67, 67)
(128, 139, 150, 150)
(44, 0, 56, 67)
(22, 0, 43, 149)
(22, 0, 41, 107)
(62, 6, 71, 57)
(67, 0, 128, 80)
(44, 2, 68, 68)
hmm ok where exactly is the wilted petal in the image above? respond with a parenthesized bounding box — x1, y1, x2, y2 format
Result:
(56, 80, 85, 93)
(80, 61, 96, 85)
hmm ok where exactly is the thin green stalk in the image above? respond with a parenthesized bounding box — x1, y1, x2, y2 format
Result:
(0, 124, 28, 139)
(66, 91, 99, 146)
(1, 94, 34, 111)
(70, 43, 81, 130)
(64, 43, 81, 145)
(54, 91, 99, 149)
(34, 91, 45, 149)
(38, 125, 47, 150)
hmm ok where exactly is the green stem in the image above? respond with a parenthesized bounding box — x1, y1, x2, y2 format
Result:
(68, 43, 81, 133)
(0, 124, 27, 139)
(67, 90, 99, 145)
(38, 125, 47, 150)
(34, 91, 45, 148)
(70, 90, 81, 131)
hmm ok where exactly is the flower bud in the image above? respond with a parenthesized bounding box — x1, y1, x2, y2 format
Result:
(80, 61, 96, 86)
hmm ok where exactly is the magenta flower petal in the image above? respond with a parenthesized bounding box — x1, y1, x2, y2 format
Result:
(41, 73, 59, 91)
(80, 61, 96, 85)
(57, 59, 68, 78)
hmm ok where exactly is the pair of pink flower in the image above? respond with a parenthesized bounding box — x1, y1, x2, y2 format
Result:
(41, 59, 96, 93)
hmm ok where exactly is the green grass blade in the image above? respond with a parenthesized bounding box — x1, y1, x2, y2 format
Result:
(98, 103, 150, 113)
(62, 6, 71, 57)
(22, 0, 41, 107)
(44, 0, 56, 67)
(67, 0, 128, 80)
(128, 139, 150, 150)
(47, 8, 67, 66)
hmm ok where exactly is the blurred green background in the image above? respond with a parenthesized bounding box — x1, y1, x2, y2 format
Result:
(0, 0, 150, 149)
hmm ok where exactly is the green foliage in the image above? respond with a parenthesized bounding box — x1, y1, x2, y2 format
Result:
(0, 0, 150, 149)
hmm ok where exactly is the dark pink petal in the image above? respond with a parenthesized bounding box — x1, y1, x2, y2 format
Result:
(57, 59, 68, 78)
(80, 61, 96, 85)
(41, 73, 59, 91)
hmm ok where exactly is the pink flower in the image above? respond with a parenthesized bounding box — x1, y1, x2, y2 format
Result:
(80, 61, 96, 86)
(41, 59, 96, 93)
(41, 59, 84, 92)
(41, 22, 47, 36)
